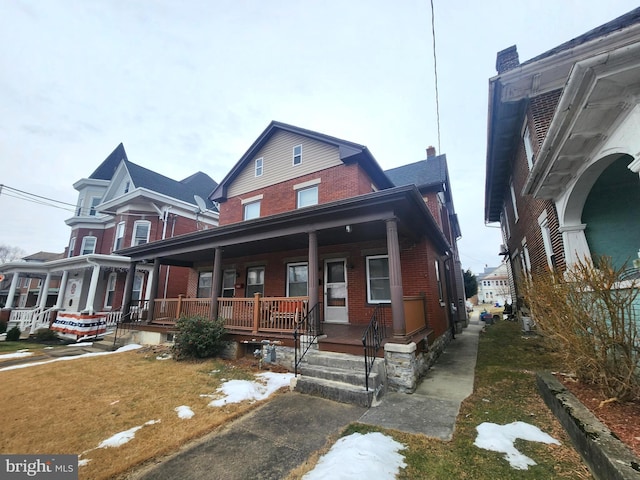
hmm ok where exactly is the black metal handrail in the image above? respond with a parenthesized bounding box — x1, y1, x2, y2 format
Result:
(111, 300, 150, 349)
(294, 303, 322, 376)
(362, 305, 386, 393)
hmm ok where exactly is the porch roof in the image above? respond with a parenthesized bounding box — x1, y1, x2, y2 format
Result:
(117, 185, 452, 266)
(0, 254, 138, 275)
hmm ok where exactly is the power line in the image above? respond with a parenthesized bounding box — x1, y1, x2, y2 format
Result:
(0, 184, 77, 207)
(430, 0, 441, 153)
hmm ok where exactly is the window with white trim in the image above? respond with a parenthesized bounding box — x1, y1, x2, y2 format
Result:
(132, 220, 150, 246)
(222, 270, 236, 298)
(523, 124, 535, 170)
(255, 157, 263, 177)
(297, 186, 318, 208)
(287, 263, 308, 297)
(132, 273, 143, 301)
(104, 273, 117, 308)
(521, 238, 532, 277)
(501, 208, 511, 240)
(510, 181, 519, 222)
(538, 210, 554, 269)
(76, 196, 84, 216)
(435, 260, 444, 302)
(366, 255, 390, 303)
(68, 237, 76, 257)
(246, 267, 265, 297)
(197, 271, 212, 298)
(89, 197, 101, 216)
(114, 222, 125, 251)
(293, 145, 302, 166)
(244, 200, 261, 220)
(80, 236, 97, 255)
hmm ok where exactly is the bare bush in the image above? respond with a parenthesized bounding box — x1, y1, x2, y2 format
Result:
(523, 257, 640, 401)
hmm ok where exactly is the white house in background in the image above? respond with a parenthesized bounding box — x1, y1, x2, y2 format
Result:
(477, 263, 511, 306)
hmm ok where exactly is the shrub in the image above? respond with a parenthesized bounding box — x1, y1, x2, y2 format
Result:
(523, 257, 640, 401)
(172, 315, 227, 360)
(34, 328, 59, 342)
(0, 321, 6, 334)
(6, 326, 21, 342)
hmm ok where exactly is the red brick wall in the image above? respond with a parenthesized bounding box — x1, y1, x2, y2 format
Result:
(184, 236, 449, 336)
(218, 163, 377, 225)
(504, 89, 566, 277)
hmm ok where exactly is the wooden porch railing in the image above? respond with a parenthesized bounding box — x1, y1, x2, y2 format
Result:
(152, 294, 308, 334)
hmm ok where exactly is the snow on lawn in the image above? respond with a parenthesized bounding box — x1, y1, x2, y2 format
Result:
(474, 421, 560, 469)
(0, 350, 34, 360)
(0, 344, 143, 372)
(175, 405, 194, 419)
(97, 419, 161, 449)
(207, 372, 294, 407)
(303, 432, 406, 479)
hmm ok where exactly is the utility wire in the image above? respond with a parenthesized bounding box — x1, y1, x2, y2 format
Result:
(0, 184, 77, 207)
(430, 0, 441, 153)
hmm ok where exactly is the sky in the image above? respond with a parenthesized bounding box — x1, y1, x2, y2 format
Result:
(1, 0, 639, 275)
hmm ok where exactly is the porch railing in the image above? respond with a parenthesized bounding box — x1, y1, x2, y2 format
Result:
(294, 302, 322, 376)
(362, 304, 387, 393)
(8, 306, 55, 334)
(148, 294, 308, 334)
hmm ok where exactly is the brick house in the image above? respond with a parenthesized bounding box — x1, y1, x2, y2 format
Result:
(0, 143, 218, 338)
(118, 121, 466, 397)
(485, 7, 640, 309)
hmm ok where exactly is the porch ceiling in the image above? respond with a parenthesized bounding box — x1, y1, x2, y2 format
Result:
(524, 42, 640, 199)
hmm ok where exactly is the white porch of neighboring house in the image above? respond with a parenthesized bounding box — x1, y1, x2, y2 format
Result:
(0, 254, 152, 340)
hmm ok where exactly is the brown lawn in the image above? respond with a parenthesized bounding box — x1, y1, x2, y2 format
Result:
(0, 347, 282, 480)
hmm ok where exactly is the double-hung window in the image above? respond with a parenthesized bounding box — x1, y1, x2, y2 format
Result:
(132, 220, 150, 246)
(523, 124, 535, 170)
(222, 270, 236, 297)
(293, 145, 302, 166)
(197, 271, 212, 298)
(114, 222, 125, 251)
(246, 267, 265, 297)
(366, 255, 390, 303)
(80, 236, 97, 255)
(255, 157, 263, 177)
(287, 263, 308, 297)
(89, 197, 101, 216)
(68, 237, 76, 257)
(104, 273, 117, 308)
(297, 186, 318, 208)
(435, 260, 444, 303)
(244, 201, 261, 220)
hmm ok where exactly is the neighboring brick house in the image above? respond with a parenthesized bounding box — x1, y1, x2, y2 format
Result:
(0, 143, 218, 338)
(484, 7, 640, 308)
(119, 121, 466, 395)
(0, 251, 65, 308)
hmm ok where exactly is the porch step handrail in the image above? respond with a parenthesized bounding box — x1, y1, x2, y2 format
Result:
(362, 304, 387, 394)
(294, 303, 322, 376)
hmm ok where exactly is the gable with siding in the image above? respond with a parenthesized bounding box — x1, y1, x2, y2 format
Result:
(227, 130, 341, 198)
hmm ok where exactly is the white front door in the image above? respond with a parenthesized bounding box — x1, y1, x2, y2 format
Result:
(324, 259, 348, 323)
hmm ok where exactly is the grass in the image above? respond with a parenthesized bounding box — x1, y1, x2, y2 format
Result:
(288, 320, 594, 479)
(0, 347, 272, 480)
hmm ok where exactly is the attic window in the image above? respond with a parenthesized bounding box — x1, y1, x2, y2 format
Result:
(293, 145, 302, 166)
(255, 158, 263, 177)
(124, 181, 130, 194)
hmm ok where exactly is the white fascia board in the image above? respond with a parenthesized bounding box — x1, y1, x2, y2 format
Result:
(72, 177, 110, 191)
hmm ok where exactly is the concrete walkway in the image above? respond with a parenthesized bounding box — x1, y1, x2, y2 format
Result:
(129, 316, 482, 479)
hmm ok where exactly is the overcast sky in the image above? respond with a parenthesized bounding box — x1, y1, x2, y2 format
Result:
(1, 0, 638, 274)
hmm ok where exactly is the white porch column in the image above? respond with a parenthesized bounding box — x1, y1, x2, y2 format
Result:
(55, 271, 69, 309)
(145, 266, 154, 301)
(84, 264, 101, 314)
(559, 223, 592, 268)
(5, 273, 20, 309)
(38, 272, 52, 310)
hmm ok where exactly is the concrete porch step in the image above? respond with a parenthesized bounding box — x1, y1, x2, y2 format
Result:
(294, 376, 376, 408)
(301, 350, 368, 371)
(298, 363, 380, 389)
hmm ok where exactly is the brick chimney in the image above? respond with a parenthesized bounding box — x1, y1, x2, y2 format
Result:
(426, 146, 436, 158)
(496, 45, 519, 74)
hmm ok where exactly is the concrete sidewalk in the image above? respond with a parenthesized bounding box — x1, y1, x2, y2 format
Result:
(130, 317, 482, 479)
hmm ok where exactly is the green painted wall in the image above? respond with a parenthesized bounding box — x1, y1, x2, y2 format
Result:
(583, 156, 640, 271)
